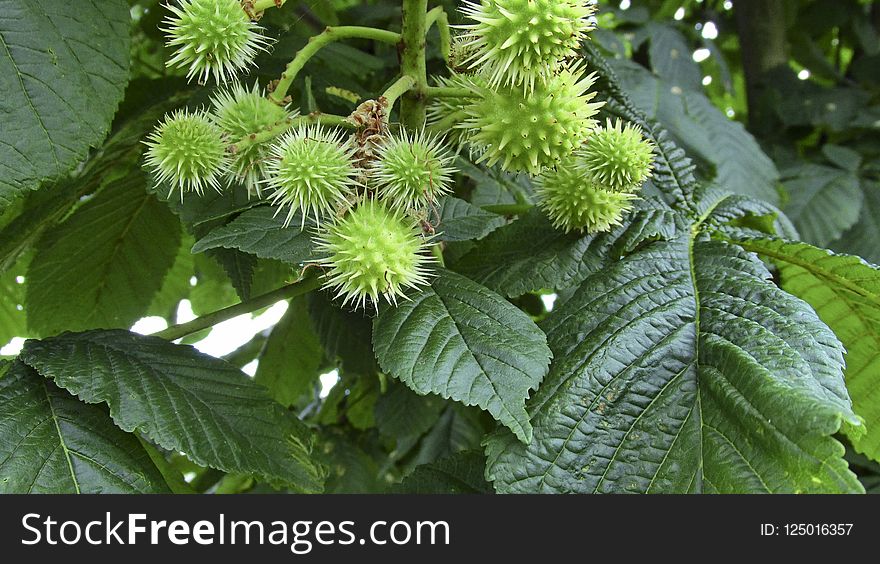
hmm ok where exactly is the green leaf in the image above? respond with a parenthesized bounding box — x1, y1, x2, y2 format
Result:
(0, 0, 131, 210)
(393, 452, 492, 494)
(373, 269, 551, 443)
(0, 79, 189, 274)
(646, 23, 702, 91)
(0, 266, 27, 347)
(455, 204, 677, 297)
(192, 206, 317, 265)
(486, 228, 862, 493)
(20, 330, 326, 492)
(308, 291, 378, 375)
(0, 361, 170, 493)
(209, 247, 256, 301)
(26, 174, 181, 336)
(255, 296, 323, 407)
(734, 237, 880, 462)
(610, 58, 780, 205)
(430, 197, 506, 242)
(833, 180, 880, 264)
(783, 163, 862, 247)
(581, 44, 698, 209)
(410, 405, 487, 468)
(375, 381, 446, 448)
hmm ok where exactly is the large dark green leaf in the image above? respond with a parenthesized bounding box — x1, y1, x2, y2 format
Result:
(611, 58, 780, 205)
(255, 296, 323, 407)
(455, 204, 677, 297)
(393, 451, 491, 494)
(0, 361, 170, 493)
(0, 0, 131, 209)
(430, 196, 506, 242)
(192, 206, 317, 266)
(373, 269, 551, 443)
(20, 330, 326, 492)
(734, 237, 880, 463)
(833, 180, 880, 264)
(783, 163, 862, 247)
(26, 174, 181, 336)
(486, 215, 861, 492)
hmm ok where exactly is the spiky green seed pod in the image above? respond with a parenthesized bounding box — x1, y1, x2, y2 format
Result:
(144, 109, 229, 199)
(370, 130, 456, 211)
(581, 118, 656, 192)
(211, 82, 295, 196)
(460, 64, 603, 175)
(536, 162, 637, 233)
(315, 199, 435, 309)
(459, 0, 597, 91)
(264, 126, 359, 227)
(163, 0, 270, 84)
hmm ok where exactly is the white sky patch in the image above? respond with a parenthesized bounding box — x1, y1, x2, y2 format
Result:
(692, 48, 711, 63)
(192, 300, 289, 357)
(0, 337, 25, 356)
(619, 0, 631, 10)
(242, 359, 259, 377)
(674, 7, 685, 20)
(702, 22, 719, 40)
(131, 316, 168, 335)
(541, 293, 558, 312)
(319, 369, 340, 398)
(702, 75, 713, 86)
(798, 69, 811, 80)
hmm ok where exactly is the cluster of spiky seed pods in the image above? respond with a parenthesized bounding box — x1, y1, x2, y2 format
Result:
(144, 0, 656, 309)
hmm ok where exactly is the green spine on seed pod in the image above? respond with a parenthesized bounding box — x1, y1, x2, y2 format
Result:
(163, 0, 270, 84)
(314, 199, 435, 309)
(459, 0, 597, 91)
(536, 161, 638, 234)
(580, 118, 656, 192)
(264, 125, 360, 227)
(370, 130, 457, 212)
(211, 82, 295, 196)
(144, 109, 229, 200)
(459, 64, 604, 175)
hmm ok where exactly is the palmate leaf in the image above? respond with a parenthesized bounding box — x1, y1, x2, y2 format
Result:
(0, 361, 170, 493)
(254, 296, 323, 407)
(373, 269, 551, 443)
(393, 451, 492, 494)
(25, 173, 181, 336)
(429, 196, 507, 242)
(581, 43, 698, 210)
(0, 0, 130, 210)
(192, 206, 317, 266)
(609, 57, 781, 206)
(485, 210, 862, 492)
(782, 163, 862, 247)
(734, 237, 880, 462)
(20, 330, 325, 492)
(455, 203, 677, 298)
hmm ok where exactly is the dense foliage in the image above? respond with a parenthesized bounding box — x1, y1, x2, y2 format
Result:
(1, 0, 879, 494)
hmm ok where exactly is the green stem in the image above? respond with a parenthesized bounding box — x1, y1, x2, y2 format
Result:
(269, 26, 402, 104)
(381, 75, 417, 116)
(426, 86, 477, 98)
(425, 6, 451, 62)
(430, 243, 446, 267)
(229, 112, 357, 153)
(152, 274, 322, 342)
(399, 0, 429, 128)
(250, 0, 287, 12)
